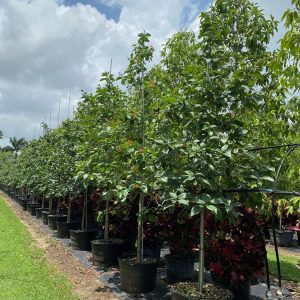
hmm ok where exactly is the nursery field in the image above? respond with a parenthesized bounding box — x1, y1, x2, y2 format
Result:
(0, 196, 78, 300)
(0, 0, 299, 299)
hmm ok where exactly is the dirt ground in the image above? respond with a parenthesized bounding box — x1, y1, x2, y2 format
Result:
(1, 193, 117, 300)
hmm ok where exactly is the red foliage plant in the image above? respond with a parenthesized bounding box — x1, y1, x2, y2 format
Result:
(160, 210, 199, 256)
(205, 208, 265, 286)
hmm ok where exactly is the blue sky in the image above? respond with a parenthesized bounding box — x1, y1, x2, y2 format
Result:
(65, 0, 211, 26)
(65, 0, 122, 21)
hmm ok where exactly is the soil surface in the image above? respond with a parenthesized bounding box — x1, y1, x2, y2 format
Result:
(1, 193, 117, 300)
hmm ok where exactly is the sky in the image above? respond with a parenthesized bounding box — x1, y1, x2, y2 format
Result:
(0, 0, 293, 146)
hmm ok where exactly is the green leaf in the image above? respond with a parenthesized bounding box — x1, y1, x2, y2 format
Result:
(178, 193, 187, 200)
(141, 185, 148, 194)
(169, 192, 177, 199)
(178, 199, 189, 206)
(191, 198, 205, 205)
(190, 205, 203, 217)
(261, 176, 274, 182)
(160, 177, 168, 183)
(206, 205, 218, 215)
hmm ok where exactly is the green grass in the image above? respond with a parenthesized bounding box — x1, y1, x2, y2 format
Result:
(268, 251, 300, 282)
(0, 197, 78, 299)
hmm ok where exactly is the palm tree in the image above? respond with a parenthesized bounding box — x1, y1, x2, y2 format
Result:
(4, 137, 27, 155)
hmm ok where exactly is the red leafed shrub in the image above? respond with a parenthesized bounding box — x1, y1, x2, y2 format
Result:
(143, 221, 165, 244)
(205, 208, 265, 286)
(161, 210, 199, 256)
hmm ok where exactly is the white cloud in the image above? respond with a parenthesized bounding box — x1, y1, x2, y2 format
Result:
(0, 0, 193, 146)
(0, 0, 294, 146)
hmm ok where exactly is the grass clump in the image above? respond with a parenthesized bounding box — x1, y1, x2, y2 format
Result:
(0, 197, 78, 299)
(268, 251, 300, 282)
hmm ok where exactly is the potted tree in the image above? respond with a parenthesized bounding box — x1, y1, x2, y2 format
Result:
(91, 190, 125, 267)
(143, 213, 164, 260)
(35, 194, 47, 219)
(118, 32, 158, 294)
(48, 119, 81, 238)
(267, 198, 294, 247)
(151, 1, 278, 299)
(47, 197, 67, 230)
(70, 186, 97, 251)
(162, 210, 198, 283)
(57, 193, 80, 238)
(74, 72, 126, 265)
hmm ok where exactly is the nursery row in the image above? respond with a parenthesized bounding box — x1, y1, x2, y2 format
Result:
(0, 0, 299, 299)
(6, 190, 268, 300)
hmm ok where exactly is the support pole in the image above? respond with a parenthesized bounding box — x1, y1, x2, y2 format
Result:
(67, 193, 72, 223)
(271, 193, 282, 288)
(137, 192, 144, 263)
(104, 198, 109, 241)
(271, 145, 299, 295)
(137, 60, 145, 264)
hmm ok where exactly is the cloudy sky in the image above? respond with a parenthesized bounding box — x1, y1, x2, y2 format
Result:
(0, 0, 292, 146)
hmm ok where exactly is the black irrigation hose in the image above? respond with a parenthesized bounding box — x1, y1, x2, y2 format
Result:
(248, 143, 300, 152)
(222, 188, 300, 197)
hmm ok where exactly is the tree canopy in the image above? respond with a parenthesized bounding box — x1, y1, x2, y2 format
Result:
(0, 0, 298, 219)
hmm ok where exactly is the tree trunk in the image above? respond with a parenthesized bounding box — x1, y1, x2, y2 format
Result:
(104, 198, 109, 241)
(67, 193, 72, 223)
(137, 192, 144, 263)
(198, 210, 204, 294)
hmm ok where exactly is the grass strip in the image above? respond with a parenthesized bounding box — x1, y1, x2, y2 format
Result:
(0, 197, 78, 299)
(268, 251, 300, 282)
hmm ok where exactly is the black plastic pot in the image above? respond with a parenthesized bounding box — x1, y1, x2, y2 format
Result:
(91, 239, 125, 267)
(122, 237, 136, 255)
(21, 199, 29, 211)
(16, 196, 23, 205)
(172, 290, 189, 300)
(231, 282, 250, 300)
(42, 211, 51, 225)
(165, 254, 195, 283)
(35, 208, 46, 219)
(26, 202, 34, 211)
(119, 256, 157, 293)
(48, 214, 67, 230)
(269, 229, 294, 247)
(211, 273, 250, 300)
(57, 221, 80, 238)
(143, 241, 162, 260)
(30, 204, 40, 216)
(70, 229, 97, 251)
(211, 272, 230, 287)
(171, 283, 233, 300)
